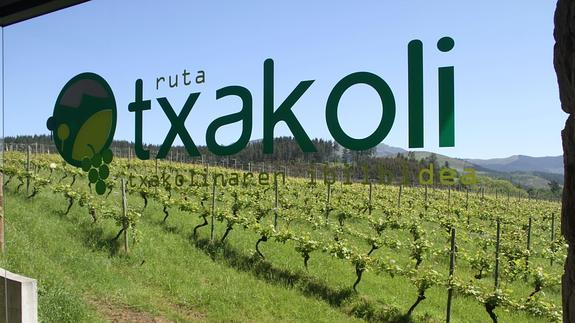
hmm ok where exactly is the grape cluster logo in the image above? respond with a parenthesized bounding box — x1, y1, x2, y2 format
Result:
(46, 72, 117, 195)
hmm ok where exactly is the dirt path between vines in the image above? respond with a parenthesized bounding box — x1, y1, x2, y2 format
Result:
(89, 298, 170, 322)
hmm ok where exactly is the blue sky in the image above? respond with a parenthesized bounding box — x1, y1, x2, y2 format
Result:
(0, 0, 564, 159)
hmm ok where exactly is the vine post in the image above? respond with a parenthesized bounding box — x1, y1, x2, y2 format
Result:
(210, 179, 216, 241)
(551, 212, 555, 266)
(26, 145, 30, 195)
(325, 183, 331, 219)
(525, 217, 532, 282)
(446, 227, 456, 323)
(121, 178, 129, 254)
(274, 178, 278, 229)
(495, 217, 501, 289)
(398, 184, 402, 208)
(368, 182, 372, 215)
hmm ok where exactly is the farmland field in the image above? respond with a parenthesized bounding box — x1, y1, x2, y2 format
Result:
(0, 151, 565, 322)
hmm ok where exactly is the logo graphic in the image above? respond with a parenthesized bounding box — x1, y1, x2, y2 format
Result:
(47, 72, 117, 195)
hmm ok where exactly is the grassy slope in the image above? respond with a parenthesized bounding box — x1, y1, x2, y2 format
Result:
(1, 190, 362, 322)
(0, 175, 560, 322)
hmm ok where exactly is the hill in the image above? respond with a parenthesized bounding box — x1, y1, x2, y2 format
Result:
(375, 144, 407, 157)
(466, 155, 563, 175)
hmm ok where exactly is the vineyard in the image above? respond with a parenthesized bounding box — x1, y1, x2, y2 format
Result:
(0, 150, 566, 322)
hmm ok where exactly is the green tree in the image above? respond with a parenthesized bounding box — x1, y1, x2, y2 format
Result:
(548, 180, 561, 196)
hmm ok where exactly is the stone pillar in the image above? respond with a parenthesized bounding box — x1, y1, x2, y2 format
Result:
(0, 269, 37, 323)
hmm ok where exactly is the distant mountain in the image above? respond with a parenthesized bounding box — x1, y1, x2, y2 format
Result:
(466, 155, 563, 175)
(373, 143, 563, 176)
(372, 143, 564, 189)
(375, 143, 407, 157)
(400, 151, 476, 172)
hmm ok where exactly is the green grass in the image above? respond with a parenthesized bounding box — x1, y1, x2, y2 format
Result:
(1, 189, 365, 322)
(0, 173, 561, 322)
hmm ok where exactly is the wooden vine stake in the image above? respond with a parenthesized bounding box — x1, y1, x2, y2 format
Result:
(210, 179, 216, 241)
(26, 145, 31, 195)
(446, 228, 456, 323)
(551, 212, 556, 266)
(368, 182, 373, 215)
(121, 178, 129, 254)
(494, 218, 501, 289)
(525, 217, 532, 282)
(325, 183, 331, 219)
(274, 178, 279, 229)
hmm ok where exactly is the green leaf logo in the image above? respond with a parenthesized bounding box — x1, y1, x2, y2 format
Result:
(47, 73, 117, 194)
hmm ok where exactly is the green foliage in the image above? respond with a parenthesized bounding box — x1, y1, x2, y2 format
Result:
(0, 151, 565, 322)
